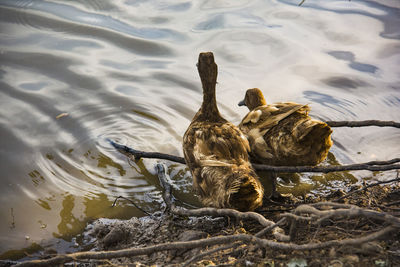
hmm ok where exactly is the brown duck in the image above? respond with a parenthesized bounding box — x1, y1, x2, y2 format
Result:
(183, 53, 264, 211)
(238, 88, 333, 166)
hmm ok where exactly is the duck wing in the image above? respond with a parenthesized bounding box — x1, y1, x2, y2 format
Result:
(183, 121, 250, 168)
(183, 121, 262, 209)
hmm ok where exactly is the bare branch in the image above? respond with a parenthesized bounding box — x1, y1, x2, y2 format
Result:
(326, 120, 400, 128)
(108, 139, 400, 173)
(252, 163, 400, 173)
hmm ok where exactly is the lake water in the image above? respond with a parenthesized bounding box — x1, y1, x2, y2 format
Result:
(0, 0, 399, 260)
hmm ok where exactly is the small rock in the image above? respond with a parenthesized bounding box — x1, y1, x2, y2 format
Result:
(102, 226, 126, 247)
(170, 230, 208, 260)
(375, 259, 388, 267)
(309, 259, 322, 267)
(178, 230, 207, 242)
(287, 258, 307, 267)
(361, 242, 383, 254)
(329, 260, 343, 267)
(342, 254, 359, 264)
(329, 247, 336, 258)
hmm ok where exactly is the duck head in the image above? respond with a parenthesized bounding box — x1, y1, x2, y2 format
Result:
(238, 88, 267, 111)
(198, 52, 217, 91)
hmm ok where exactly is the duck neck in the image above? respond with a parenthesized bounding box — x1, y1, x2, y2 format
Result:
(195, 52, 224, 122)
(200, 75, 219, 118)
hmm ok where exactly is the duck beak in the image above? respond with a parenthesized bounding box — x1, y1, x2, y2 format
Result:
(238, 99, 246, 106)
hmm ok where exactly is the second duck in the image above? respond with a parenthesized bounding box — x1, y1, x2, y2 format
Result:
(238, 88, 333, 166)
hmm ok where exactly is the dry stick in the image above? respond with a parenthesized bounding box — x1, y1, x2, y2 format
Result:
(112, 196, 151, 216)
(298, 0, 306, 6)
(326, 120, 400, 128)
(108, 139, 400, 173)
(15, 225, 397, 267)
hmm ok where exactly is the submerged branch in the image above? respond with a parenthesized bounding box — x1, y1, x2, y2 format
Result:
(326, 120, 400, 128)
(108, 139, 400, 173)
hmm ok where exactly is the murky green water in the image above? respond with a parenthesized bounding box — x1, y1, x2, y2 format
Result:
(0, 0, 399, 260)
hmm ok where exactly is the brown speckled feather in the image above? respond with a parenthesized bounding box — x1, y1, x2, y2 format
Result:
(183, 53, 263, 211)
(239, 88, 332, 166)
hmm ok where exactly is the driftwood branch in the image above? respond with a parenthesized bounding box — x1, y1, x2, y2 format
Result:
(326, 120, 400, 128)
(108, 139, 400, 173)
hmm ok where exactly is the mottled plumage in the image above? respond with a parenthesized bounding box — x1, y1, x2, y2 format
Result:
(183, 53, 263, 211)
(238, 88, 333, 166)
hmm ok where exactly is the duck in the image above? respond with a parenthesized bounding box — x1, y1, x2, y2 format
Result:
(238, 88, 333, 166)
(182, 53, 264, 211)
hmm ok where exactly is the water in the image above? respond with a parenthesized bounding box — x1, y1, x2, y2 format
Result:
(0, 0, 399, 259)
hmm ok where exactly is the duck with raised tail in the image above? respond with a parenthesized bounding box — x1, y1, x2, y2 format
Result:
(183, 53, 264, 211)
(238, 88, 333, 166)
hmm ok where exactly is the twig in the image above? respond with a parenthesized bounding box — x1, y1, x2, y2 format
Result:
(107, 138, 185, 164)
(326, 120, 400, 128)
(108, 139, 400, 173)
(10, 208, 15, 229)
(111, 196, 151, 216)
(334, 176, 400, 202)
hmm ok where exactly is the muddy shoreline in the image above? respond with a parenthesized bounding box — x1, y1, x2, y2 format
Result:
(78, 182, 400, 266)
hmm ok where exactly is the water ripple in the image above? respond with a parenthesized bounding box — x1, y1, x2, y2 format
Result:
(0, 0, 187, 41)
